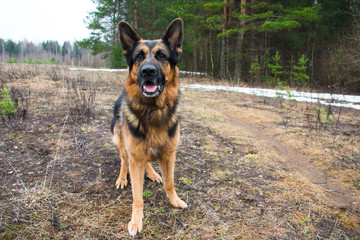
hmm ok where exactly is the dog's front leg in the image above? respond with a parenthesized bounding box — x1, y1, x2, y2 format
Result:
(128, 159, 145, 236)
(159, 151, 188, 209)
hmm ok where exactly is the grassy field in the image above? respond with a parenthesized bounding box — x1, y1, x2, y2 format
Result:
(0, 64, 359, 239)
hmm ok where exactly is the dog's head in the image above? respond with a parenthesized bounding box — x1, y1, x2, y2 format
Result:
(119, 19, 183, 98)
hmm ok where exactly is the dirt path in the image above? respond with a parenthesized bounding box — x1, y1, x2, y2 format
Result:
(223, 110, 357, 210)
(182, 87, 360, 212)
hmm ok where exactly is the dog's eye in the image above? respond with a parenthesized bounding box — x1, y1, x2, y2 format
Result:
(157, 53, 166, 60)
(136, 53, 144, 61)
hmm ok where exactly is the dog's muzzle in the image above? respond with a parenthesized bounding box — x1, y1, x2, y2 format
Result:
(139, 64, 164, 98)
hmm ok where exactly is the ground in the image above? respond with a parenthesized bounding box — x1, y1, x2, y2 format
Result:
(0, 64, 359, 239)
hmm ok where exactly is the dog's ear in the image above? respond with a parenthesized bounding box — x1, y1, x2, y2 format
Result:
(118, 21, 140, 55)
(162, 18, 184, 55)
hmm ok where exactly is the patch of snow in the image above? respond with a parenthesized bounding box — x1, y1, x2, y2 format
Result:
(183, 84, 360, 111)
(69, 67, 127, 72)
(70, 68, 206, 75)
(179, 70, 206, 75)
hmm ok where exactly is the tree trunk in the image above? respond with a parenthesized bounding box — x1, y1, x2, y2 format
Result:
(220, 31, 226, 78)
(134, 0, 139, 31)
(220, 0, 230, 79)
(2, 42, 4, 62)
(193, 43, 198, 72)
(152, 0, 157, 32)
(205, 38, 208, 73)
(112, 7, 117, 46)
(136, 1, 153, 36)
(311, 30, 316, 87)
(234, 0, 246, 82)
(225, 0, 232, 78)
(234, 33, 244, 83)
(209, 31, 214, 76)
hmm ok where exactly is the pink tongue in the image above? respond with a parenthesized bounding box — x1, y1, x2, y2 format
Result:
(145, 84, 157, 93)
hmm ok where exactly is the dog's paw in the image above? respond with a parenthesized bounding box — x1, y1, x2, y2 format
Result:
(170, 197, 188, 209)
(128, 219, 143, 236)
(147, 171, 163, 183)
(115, 177, 128, 189)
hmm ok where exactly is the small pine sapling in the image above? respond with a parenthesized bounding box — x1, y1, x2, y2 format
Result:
(267, 51, 285, 85)
(249, 56, 261, 85)
(292, 55, 309, 86)
(0, 88, 16, 116)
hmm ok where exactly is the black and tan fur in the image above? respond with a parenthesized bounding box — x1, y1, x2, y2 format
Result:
(111, 19, 187, 236)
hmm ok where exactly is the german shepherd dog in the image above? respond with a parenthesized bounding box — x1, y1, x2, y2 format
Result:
(111, 18, 187, 236)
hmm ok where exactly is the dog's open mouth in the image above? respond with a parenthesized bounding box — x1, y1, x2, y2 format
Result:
(142, 81, 162, 97)
(144, 82, 157, 93)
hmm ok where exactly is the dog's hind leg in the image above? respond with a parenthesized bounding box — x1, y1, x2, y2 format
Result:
(159, 151, 188, 209)
(145, 163, 162, 183)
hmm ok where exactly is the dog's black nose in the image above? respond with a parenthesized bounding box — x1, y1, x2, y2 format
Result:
(141, 65, 156, 77)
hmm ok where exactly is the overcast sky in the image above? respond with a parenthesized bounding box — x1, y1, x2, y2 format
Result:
(0, 0, 97, 44)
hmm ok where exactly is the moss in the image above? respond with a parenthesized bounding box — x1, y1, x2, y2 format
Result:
(179, 176, 193, 186)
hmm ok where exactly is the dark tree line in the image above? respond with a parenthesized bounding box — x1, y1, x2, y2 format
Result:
(80, 0, 360, 93)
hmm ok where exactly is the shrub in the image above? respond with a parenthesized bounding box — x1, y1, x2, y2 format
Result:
(63, 74, 96, 122)
(0, 88, 30, 130)
(23, 58, 35, 64)
(48, 57, 57, 65)
(0, 88, 16, 115)
(7, 58, 17, 63)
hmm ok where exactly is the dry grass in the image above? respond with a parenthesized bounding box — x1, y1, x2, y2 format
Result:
(0, 63, 359, 239)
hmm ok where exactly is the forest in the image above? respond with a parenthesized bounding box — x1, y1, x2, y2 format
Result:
(1, 0, 359, 93)
(79, 0, 360, 93)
